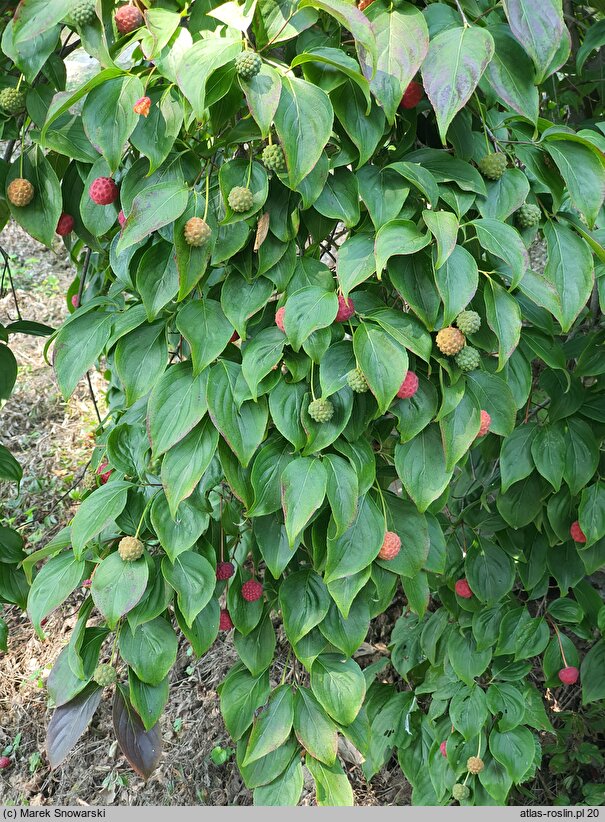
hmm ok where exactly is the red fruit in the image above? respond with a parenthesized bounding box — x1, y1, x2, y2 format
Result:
(230, 331, 239, 343)
(56, 213, 75, 236)
(440, 740, 447, 757)
(241, 579, 263, 602)
(397, 371, 419, 399)
(400, 81, 424, 110)
(275, 306, 286, 333)
(90, 177, 118, 206)
(558, 666, 579, 685)
(335, 294, 355, 322)
(133, 96, 151, 117)
(219, 609, 233, 631)
(115, 4, 143, 34)
(570, 520, 587, 544)
(82, 579, 92, 588)
(96, 461, 112, 484)
(71, 294, 80, 308)
(0, 756, 10, 770)
(378, 531, 401, 560)
(477, 410, 491, 437)
(216, 561, 235, 581)
(118, 210, 126, 226)
(455, 578, 472, 599)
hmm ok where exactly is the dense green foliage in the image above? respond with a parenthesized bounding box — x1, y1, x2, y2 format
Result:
(1, 0, 605, 806)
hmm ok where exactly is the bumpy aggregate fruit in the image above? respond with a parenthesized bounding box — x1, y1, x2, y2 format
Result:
(570, 520, 587, 543)
(241, 579, 263, 602)
(275, 306, 286, 332)
(452, 784, 470, 801)
(517, 203, 541, 228)
(184, 217, 212, 247)
(436, 326, 465, 355)
(133, 96, 151, 117)
(378, 531, 401, 560)
(467, 757, 484, 775)
(216, 561, 235, 580)
(7, 178, 34, 206)
(397, 371, 419, 399)
(90, 177, 118, 205)
(456, 310, 481, 335)
(115, 4, 143, 34)
(347, 368, 369, 393)
(219, 609, 234, 630)
(93, 664, 117, 687)
(455, 578, 472, 599)
(261, 144, 286, 172)
(335, 294, 355, 322)
(477, 410, 491, 437)
(0, 87, 25, 115)
(228, 186, 254, 212)
(455, 346, 481, 372)
(0, 756, 10, 770)
(478, 152, 507, 180)
(558, 666, 580, 685)
(71, 0, 96, 26)
(56, 213, 75, 236)
(308, 398, 334, 423)
(400, 81, 423, 109)
(235, 50, 262, 79)
(118, 536, 144, 561)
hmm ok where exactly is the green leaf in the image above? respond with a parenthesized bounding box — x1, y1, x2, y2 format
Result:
(151, 491, 209, 561)
(280, 457, 327, 546)
(465, 371, 517, 436)
(465, 541, 516, 605)
(325, 493, 383, 585)
(486, 684, 526, 733)
(115, 321, 167, 406)
(219, 664, 270, 741)
(450, 685, 488, 742)
(247, 435, 293, 517)
(269, 379, 308, 451)
(148, 362, 208, 457)
(421, 25, 494, 143)
(500, 424, 537, 492)
(563, 418, 599, 496)
(274, 75, 333, 188)
(581, 640, 605, 705)
(0, 345, 17, 401)
(332, 81, 385, 168)
(91, 552, 149, 629)
(306, 755, 354, 806)
(323, 454, 358, 538)
(221, 273, 273, 340)
(489, 726, 535, 783)
(484, 25, 539, 122)
(254, 516, 296, 579)
(283, 287, 338, 351)
(544, 140, 605, 228)
(314, 168, 360, 228)
(119, 617, 178, 686)
(319, 596, 369, 657)
(243, 684, 295, 766)
(395, 425, 452, 512)
(234, 612, 276, 676)
(117, 181, 189, 254)
(161, 551, 215, 627)
(253, 756, 304, 806)
(434, 245, 479, 329)
(130, 88, 184, 174)
(82, 76, 143, 172)
(299, 0, 376, 71)
(136, 242, 179, 322)
(542, 221, 594, 333)
(176, 299, 233, 375)
(484, 279, 522, 370)
(294, 687, 338, 766)
(423, 210, 458, 270)
(503, 0, 565, 83)
(28, 553, 86, 634)
(477, 169, 531, 222)
(71, 481, 131, 557)
(161, 418, 219, 517)
(176, 33, 241, 118)
(54, 311, 113, 400)
(578, 482, 605, 547)
(128, 671, 169, 733)
(241, 64, 282, 138)
(472, 218, 528, 289)
(242, 328, 286, 401)
(439, 389, 481, 471)
(13, 0, 69, 44)
(279, 569, 330, 645)
(310, 654, 366, 725)
(353, 322, 408, 414)
(219, 159, 268, 223)
(175, 598, 219, 658)
(375, 219, 431, 278)
(447, 630, 492, 685)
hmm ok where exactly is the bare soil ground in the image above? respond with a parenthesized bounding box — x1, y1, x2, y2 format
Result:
(0, 224, 410, 807)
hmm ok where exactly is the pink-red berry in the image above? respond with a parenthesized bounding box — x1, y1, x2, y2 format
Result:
(90, 177, 118, 206)
(241, 579, 263, 602)
(71, 294, 79, 308)
(96, 461, 112, 484)
(570, 520, 587, 544)
(400, 81, 424, 110)
(56, 213, 74, 236)
(118, 210, 126, 226)
(133, 96, 151, 117)
(219, 609, 233, 631)
(378, 531, 401, 560)
(455, 578, 472, 599)
(558, 666, 579, 685)
(82, 578, 92, 588)
(440, 740, 447, 758)
(115, 4, 143, 34)
(477, 410, 491, 437)
(275, 306, 286, 333)
(216, 561, 235, 581)
(335, 294, 355, 322)
(0, 756, 10, 770)
(397, 371, 419, 399)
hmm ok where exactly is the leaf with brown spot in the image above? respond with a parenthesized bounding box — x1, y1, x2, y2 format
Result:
(254, 212, 270, 252)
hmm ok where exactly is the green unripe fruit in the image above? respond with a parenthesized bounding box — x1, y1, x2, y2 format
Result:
(262, 144, 286, 173)
(478, 153, 507, 180)
(72, 0, 97, 26)
(452, 784, 470, 802)
(517, 203, 541, 228)
(235, 51, 262, 80)
(346, 368, 369, 393)
(93, 663, 117, 687)
(228, 186, 254, 213)
(0, 87, 25, 115)
(456, 310, 481, 336)
(308, 398, 334, 423)
(455, 346, 481, 372)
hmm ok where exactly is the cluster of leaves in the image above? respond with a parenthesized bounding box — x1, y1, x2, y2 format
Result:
(1, 0, 605, 806)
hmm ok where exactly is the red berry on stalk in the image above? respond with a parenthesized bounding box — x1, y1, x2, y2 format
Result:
(397, 371, 419, 399)
(219, 609, 233, 631)
(477, 410, 491, 437)
(0, 756, 10, 770)
(335, 294, 355, 322)
(115, 4, 143, 34)
(455, 578, 472, 599)
(558, 666, 579, 685)
(241, 579, 263, 602)
(378, 531, 401, 560)
(216, 561, 235, 581)
(570, 520, 587, 544)
(275, 306, 286, 333)
(56, 213, 74, 236)
(90, 177, 118, 206)
(400, 81, 424, 110)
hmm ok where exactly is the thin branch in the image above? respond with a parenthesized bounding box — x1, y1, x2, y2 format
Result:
(86, 371, 102, 424)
